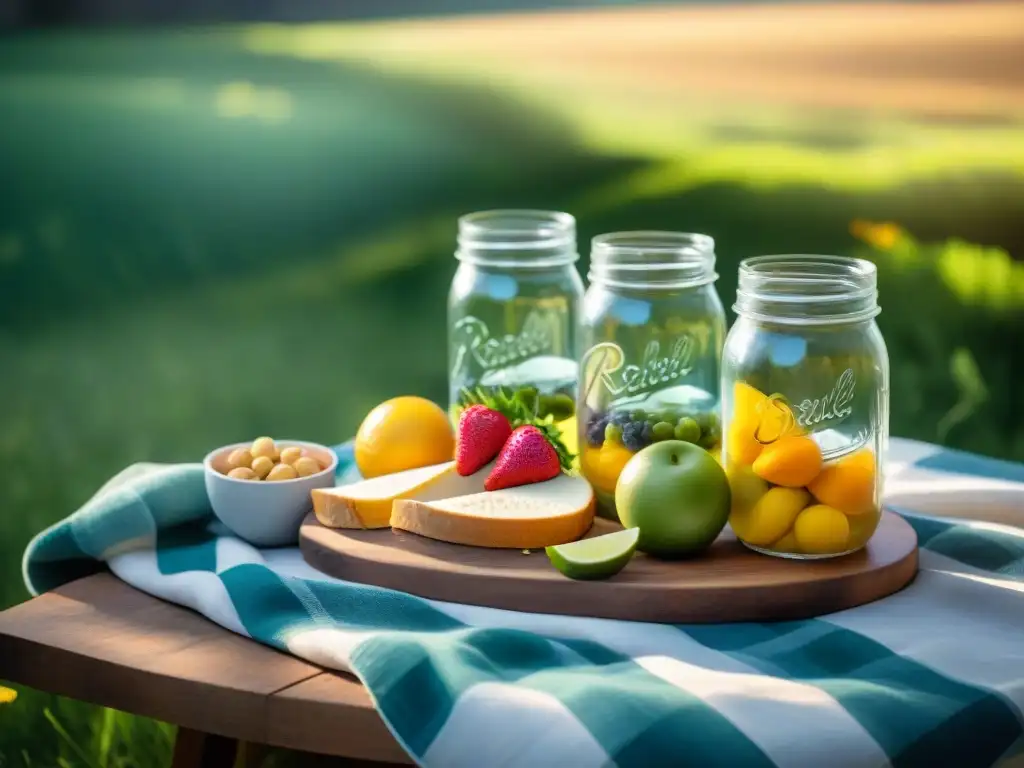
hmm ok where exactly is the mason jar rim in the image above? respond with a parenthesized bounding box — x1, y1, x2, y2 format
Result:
(456, 209, 578, 267)
(734, 254, 880, 325)
(588, 231, 718, 289)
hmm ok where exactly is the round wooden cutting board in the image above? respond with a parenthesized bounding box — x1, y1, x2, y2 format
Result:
(299, 510, 918, 623)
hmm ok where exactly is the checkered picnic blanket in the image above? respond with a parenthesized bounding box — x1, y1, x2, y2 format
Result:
(23, 437, 1024, 768)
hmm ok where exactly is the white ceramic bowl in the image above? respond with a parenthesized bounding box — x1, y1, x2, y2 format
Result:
(203, 440, 338, 547)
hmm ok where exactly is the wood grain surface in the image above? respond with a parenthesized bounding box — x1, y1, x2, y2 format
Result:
(300, 509, 919, 623)
(0, 574, 411, 762)
(266, 673, 413, 764)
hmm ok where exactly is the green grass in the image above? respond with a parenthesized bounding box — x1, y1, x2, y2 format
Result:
(1, 22, 1022, 768)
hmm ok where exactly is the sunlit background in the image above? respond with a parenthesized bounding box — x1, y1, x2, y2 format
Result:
(1, 1, 1023, 764)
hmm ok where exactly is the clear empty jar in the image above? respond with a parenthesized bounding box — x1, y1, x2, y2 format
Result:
(578, 232, 726, 520)
(722, 255, 889, 559)
(448, 210, 584, 436)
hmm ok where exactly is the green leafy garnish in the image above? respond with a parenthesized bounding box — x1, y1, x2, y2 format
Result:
(458, 386, 575, 471)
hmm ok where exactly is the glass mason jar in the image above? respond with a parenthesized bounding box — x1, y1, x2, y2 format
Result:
(448, 210, 584, 438)
(578, 232, 726, 520)
(722, 255, 889, 559)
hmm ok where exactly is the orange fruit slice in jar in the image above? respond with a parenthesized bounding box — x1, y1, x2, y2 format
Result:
(808, 449, 877, 516)
(752, 435, 823, 488)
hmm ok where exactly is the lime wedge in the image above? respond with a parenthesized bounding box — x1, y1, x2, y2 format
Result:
(546, 528, 640, 580)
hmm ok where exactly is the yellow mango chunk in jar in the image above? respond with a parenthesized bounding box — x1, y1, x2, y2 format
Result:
(728, 382, 797, 466)
(793, 504, 850, 555)
(727, 421, 764, 466)
(725, 463, 769, 538)
(581, 442, 634, 496)
(731, 486, 810, 547)
(808, 449, 876, 515)
(772, 530, 799, 553)
(847, 507, 882, 549)
(752, 435, 823, 488)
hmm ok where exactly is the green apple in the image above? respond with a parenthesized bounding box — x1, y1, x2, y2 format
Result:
(615, 440, 731, 557)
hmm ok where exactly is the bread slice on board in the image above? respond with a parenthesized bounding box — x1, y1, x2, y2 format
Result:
(391, 473, 595, 549)
(312, 461, 489, 529)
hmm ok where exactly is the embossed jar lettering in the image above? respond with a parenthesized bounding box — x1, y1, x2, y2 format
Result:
(578, 232, 725, 521)
(447, 211, 583, 431)
(722, 255, 889, 560)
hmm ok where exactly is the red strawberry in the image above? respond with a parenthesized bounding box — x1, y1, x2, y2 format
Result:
(456, 405, 512, 476)
(485, 425, 561, 491)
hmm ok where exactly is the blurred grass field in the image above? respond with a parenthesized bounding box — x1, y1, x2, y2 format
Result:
(1, 5, 1023, 765)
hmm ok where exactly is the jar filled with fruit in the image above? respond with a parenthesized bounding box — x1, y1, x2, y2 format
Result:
(448, 210, 584, 451)
(722, 255, 889, 559)
(578, 232, 726, 519)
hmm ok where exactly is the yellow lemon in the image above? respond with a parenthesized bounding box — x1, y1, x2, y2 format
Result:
(809, 449, 877, 515)
(794, 504, 851, 555)
(355, 396, 455, 479)
(732, 486, 810, 547)
(752, 435, 823, 488)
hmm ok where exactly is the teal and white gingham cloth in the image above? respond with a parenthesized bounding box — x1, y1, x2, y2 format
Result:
(22, 437, 1024, 768)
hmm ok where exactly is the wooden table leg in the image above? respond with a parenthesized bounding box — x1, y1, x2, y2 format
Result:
(171, 726, 239, 768)
(237, 741, 270, 767)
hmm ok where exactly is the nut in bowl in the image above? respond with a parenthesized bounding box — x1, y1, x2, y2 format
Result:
(204, 438, 338, 547)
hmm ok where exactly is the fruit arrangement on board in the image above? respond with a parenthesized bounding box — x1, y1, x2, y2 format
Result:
(310, 388, 734, 581)
(725, 381, 880, 557)
(313, 394, 594, 551)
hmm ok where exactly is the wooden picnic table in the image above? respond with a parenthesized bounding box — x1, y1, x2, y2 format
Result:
(0, 574, 413, 767)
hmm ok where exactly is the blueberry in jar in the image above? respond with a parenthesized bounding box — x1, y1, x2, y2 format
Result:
(610, 411, 632, 427)
(585, 411, 609, 447)
(621, 422, 645, 452)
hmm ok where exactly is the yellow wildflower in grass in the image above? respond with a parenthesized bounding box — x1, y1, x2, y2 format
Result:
(850, 220, 904, 251)
(0, 685, 17, 703)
